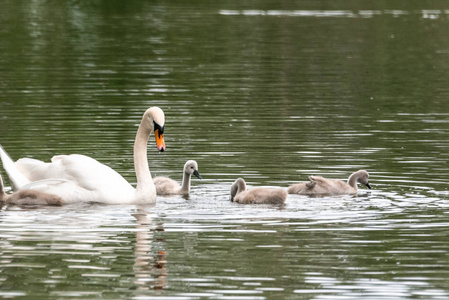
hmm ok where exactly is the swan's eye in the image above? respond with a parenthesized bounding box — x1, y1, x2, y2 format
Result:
(153, 121, 164, 137)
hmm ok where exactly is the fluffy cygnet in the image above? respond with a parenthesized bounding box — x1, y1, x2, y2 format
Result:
(0, 173, 62, 206)
(230, 178, 287, 205)
(153, 160, 202, 196)
(288, 170, 371, 196)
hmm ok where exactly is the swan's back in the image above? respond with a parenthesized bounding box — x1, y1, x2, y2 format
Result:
(16, 154, 135, 204)
(17, 155, 130, 187)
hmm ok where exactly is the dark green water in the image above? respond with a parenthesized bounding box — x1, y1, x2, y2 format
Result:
(1, 1, 449, 299)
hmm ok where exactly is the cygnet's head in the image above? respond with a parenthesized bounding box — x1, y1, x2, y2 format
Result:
(356, 170, 371, 189)
(184, 160, 202, 179)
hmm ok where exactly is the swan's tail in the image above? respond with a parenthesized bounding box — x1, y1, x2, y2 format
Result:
(0, 144, 31, 190)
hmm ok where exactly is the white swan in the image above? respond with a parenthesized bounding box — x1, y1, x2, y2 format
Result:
(287, 170, 371, 196)
(153, 160, 202, 196)
(0, 107, 166, 204)
(230, 178, 287, 205)
(0, 172, 62, 206)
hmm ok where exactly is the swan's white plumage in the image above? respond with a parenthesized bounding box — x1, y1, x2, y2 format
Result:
(0, 107, 165, 205)
(15, 155, 135, 203)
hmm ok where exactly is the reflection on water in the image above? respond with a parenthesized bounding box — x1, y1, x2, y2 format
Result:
(220, 9, 449, 19)
(133, 211, 167, 292)
(1, 0, 449, 299)
(0, 206, 170, 298)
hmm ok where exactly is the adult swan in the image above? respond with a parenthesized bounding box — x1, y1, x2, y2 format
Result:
(0, 107, 166, 205)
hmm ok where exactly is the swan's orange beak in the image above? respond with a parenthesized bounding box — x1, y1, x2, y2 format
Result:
(154, 129, 165, 152)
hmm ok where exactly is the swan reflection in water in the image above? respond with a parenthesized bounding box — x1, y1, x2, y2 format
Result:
(0, 205, 168, 294)
(133, 209, 167, 292)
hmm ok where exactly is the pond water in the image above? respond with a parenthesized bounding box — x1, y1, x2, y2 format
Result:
(1, 1, 449, 299)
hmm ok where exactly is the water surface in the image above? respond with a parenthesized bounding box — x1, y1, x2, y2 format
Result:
(1, 1, 449, 299)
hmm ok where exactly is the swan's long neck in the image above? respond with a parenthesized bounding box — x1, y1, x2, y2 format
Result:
(347, 172, 359, 189)
(134, 124, 155, 201)
(237, 179, 246, 193)
(231, 178, 246, 199)
(179, 170, 191, 194)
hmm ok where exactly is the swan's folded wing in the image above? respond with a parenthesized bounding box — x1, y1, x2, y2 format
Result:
(21, 179, 69, 190)
(18, 154, 133, 192)
(15, 154, 135, 203)
(54, 154, 134, 191)
(15, 158, 51, 182)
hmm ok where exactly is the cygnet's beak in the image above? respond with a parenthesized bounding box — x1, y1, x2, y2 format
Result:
(365, 183, 372, 189)
(193, 170, 202, 180)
